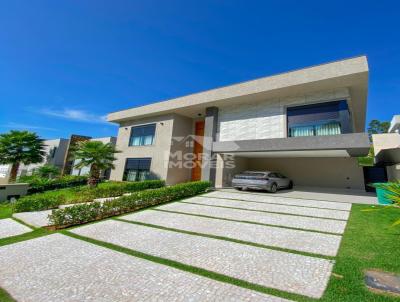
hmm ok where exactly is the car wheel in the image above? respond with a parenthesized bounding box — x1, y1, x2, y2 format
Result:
(270, 183, 277, 193)
(236, 187, 243, 191)
(288, 181, 293, 189)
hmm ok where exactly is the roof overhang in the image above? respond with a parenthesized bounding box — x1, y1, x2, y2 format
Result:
(375, 148, 400, 165)
(389, 115, 400, 133)
(108, 56, 369, 132)
(212, 133, 370, 158)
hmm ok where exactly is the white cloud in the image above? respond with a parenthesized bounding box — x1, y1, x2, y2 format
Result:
(0, 122, 57, 131)
(38, 108, 109, 124)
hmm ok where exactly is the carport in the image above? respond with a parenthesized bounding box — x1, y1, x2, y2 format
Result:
(213, 133, 370, 191)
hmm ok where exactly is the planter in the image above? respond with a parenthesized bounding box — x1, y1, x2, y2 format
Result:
(374, 183, 393, 205)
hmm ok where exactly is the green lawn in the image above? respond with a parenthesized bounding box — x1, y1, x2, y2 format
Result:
(321, 204, 400, 301)
(0, 203, 13, 219)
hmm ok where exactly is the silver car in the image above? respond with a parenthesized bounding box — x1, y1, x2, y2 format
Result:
(231, 171, 293, 193)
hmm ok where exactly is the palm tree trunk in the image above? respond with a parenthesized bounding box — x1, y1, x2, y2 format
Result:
(9, 162, 20, 183)
(88, 164, 100, 187)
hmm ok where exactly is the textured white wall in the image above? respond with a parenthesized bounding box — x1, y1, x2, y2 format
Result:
(217, 88, 350, 142)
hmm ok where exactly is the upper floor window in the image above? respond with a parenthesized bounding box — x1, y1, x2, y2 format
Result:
(129, 124, 156, 146)
(287, 100, 350, 137)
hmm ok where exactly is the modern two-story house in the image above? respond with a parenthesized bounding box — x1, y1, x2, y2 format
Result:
(108, 56, 370, 190)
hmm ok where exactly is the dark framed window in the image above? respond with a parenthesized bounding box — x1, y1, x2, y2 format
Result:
(129, 124, 156, 146)
(123, 158, 152, 181)
(287, 100, 350, 137)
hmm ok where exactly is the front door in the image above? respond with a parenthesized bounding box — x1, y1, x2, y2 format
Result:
(191, 121, 205, 181)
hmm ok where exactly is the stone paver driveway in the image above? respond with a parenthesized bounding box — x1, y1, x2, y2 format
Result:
(0, 190, 352, 301)
(0, 218, 32, 239)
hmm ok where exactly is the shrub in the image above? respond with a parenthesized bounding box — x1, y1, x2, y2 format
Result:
(77, 180, 165, 201)
(13, 180, 166, 212)
(14, 192, 66, 212)
(374, 181, 400, 205)
(372, 181, 400, 227)
(49, 181, 211, 228)
(36, 164, 60, 179)
(20, 175, 88, 194)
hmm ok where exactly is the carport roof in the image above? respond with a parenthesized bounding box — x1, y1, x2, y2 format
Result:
(375, 148, 400, 165)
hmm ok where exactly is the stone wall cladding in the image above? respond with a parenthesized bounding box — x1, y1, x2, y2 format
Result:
(218, 88, 350, 142)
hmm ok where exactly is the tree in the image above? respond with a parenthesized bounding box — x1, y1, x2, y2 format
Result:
(367, 119, 390, 140)
(0, 130, 46, 182)
(73, 141, 119, 186)
(36, 164, 60, 179)
(357, 146, 375, 166)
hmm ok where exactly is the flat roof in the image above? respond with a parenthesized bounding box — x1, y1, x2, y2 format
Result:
(108, 56, 369, 131)
(389, 115, 400, 133)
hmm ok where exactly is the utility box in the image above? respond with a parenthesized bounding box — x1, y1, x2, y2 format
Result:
(0, 183, 29, 202)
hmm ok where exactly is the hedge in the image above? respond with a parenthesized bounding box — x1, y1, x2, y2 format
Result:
(49, 181, 211, 229)
(14, 192, 67, 212)
(21, 175, 89, 194)
(78, 180, 165, 201)
(14, 180, 165, 213)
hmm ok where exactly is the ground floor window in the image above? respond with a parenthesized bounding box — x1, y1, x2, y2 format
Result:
(123, 158, 152, 181)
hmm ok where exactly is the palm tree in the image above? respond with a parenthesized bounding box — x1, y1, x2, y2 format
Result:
(0, 130, 46, 182)
(36, 164, 60, 179)
(73, 141, 119, 186)
(374, 181, 400, 226)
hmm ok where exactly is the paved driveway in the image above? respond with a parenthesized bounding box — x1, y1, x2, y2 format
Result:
(0, 190, 352, 301)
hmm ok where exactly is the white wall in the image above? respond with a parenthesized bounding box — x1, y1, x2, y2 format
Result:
(217, 88, 350, 142)
(372, 133, 400, 155)
(247, 157, 365, 190)
(387, 164, 400, 181)
(110, 115, 175, 181)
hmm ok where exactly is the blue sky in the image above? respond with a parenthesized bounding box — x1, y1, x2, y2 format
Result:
(0, 0, 399, 139)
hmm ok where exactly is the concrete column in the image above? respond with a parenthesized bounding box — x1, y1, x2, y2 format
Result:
(201, 107, 218, 185)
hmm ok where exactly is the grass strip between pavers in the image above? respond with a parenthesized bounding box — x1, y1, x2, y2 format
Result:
(177, 200, 349, 221)
(151, 208, 341, 235)
(0, 228, 53, 247)
(203, 195, 351, 212)
(11, 216, 36, 230)
(115, 217, 335, 260)
(62, 230, 312, 302)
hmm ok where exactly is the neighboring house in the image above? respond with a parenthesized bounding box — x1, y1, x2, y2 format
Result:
(21, 138, 70, 176)
(0, 135, 116, 184)
(372, 115, 400, 181)
(107, 56, 370, 190)
(0, 138, 69, 184)
(71, 136, 117, 179)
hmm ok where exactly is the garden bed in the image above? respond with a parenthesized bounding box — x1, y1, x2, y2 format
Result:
(19, 175, 89, 194)
(14, 180, 165, 212)
(48, 181, 211, 229)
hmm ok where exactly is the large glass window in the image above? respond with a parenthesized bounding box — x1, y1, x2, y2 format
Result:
(287, 101, 349, 137)
(123, 158, 152, 181)
(129, 124, 156, 146)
